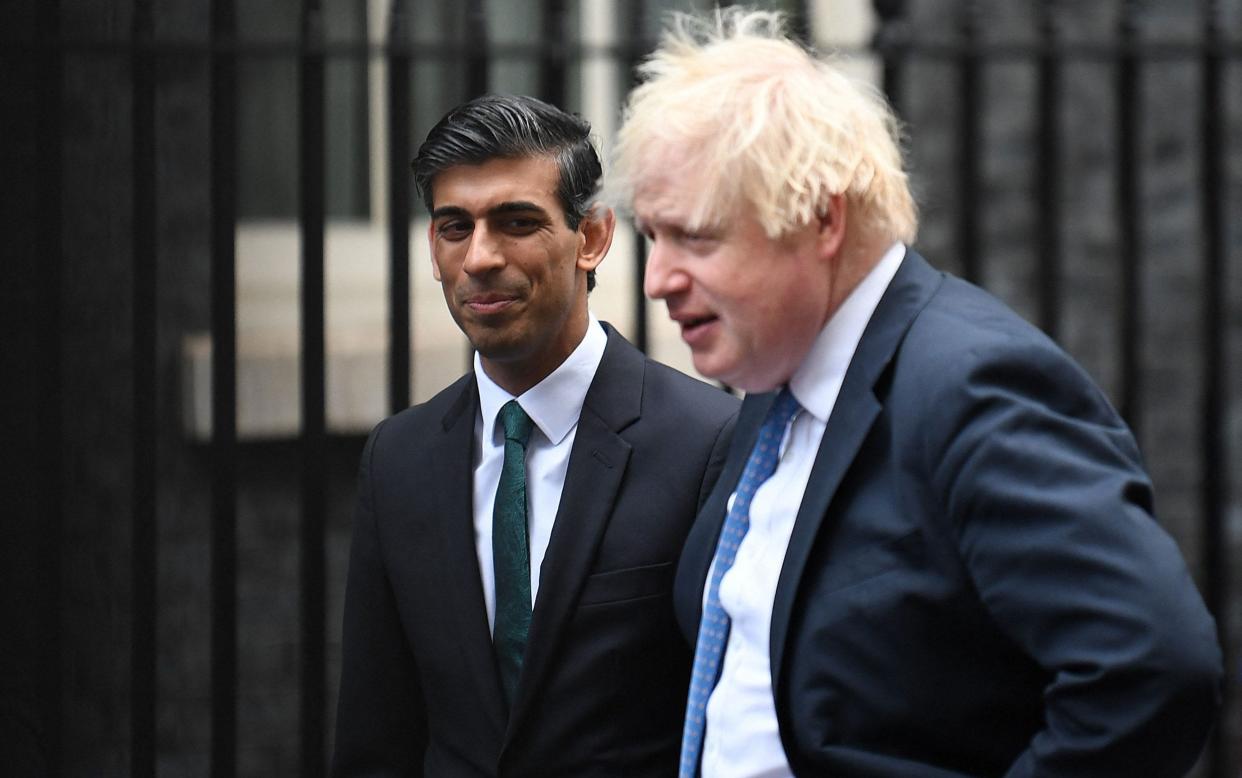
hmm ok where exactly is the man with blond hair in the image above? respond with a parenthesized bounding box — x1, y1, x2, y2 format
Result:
(611, 9, 1222, 778)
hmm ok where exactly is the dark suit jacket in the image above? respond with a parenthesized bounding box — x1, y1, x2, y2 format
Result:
(333, 323, 739, 778)
(675, 252, 1222, 777)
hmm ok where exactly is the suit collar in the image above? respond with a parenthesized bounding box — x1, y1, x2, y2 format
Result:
(503, 323, 642, 743)
(475, 315, 609, 447)
(434, 374, 511, 738)
(769, 250, 943, 689)
(434, 326, 647, 745)
(439, 371, 477, 433)
(790, 241, 906, 422)
(679, 250, 937, 640)
(676, 389, 770, 640)
(579, 322, 644, 432)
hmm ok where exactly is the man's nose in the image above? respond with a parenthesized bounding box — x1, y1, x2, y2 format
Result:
(643, 239, 688, 300)
(463, 225, 505, 275)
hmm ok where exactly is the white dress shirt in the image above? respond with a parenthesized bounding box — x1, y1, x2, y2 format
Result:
(700, 243, 906, 778)
(472, 314, 608, 633)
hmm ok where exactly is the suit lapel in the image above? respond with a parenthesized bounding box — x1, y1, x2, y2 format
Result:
(677, 393, 771, 634)
(504, 325, 640, 740)
(432, 376, 509, 737)
(769, 252, 944, 690)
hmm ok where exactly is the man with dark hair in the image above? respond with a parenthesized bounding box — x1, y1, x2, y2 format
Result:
(412, 94, 604, 292)
(332, 94, 739, 777)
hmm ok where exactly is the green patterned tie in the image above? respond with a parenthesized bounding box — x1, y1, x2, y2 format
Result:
(493, 400, 535, 706)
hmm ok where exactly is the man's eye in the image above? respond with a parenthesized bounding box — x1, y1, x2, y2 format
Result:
(438, 221, 471, 240)
(503, 217, 541, 233)
(677, 229, 716, 247)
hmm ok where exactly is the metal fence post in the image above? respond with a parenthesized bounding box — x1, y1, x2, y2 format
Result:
(299, 1, 329, 774)
(209, 1, 239, 775)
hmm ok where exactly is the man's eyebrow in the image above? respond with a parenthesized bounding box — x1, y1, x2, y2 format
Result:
(489, 201, 550, 218)
(430, 201, 552, 221)
(430, 205, 469, 221)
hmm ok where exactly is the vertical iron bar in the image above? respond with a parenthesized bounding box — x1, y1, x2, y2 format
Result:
(957, 0, 982, 284)
(1116, 0, 1142, 434)
(464, 0, 489, 370)
(627, 0, 649, 353)
(38, 1, 64, 771)
(131, 2, 158, 775)
(623, 1, 646, 91)
(388, 1, 412, 414)
(1036, 1, 1062, 340)
(540, 0, 567, 107)
(1199, 3, 1228, 776)
(299, 2, 328, 775)
(872, 0, 908, 117)
(789, 0, 812, 46)
(466, 0, 489, 99)
(631, 237, 649, 354)
(209, 0, 239, 775)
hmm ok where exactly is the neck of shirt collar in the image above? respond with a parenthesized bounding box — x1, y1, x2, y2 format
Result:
(788, 242, 906, 421)
(476, 313, 609, 447)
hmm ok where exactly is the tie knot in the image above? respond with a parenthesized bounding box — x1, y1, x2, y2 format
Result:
(498, 400, 534, 446)
(766, 386, 801, 430)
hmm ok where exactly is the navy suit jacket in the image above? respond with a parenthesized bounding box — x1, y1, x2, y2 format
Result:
(674, 251, 1222, 777)
(333, 323, 739, 777)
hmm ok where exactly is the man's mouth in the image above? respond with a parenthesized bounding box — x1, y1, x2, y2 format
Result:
(464, 292, 519, 314)
(674, 313, 719, 343)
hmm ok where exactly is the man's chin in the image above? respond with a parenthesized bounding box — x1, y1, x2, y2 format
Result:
(691, 352, 735, 387)
(466, 333, 534, 365)
(694, 357, 781, 394)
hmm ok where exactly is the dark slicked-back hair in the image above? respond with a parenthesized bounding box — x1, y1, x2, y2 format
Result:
(414, 94, 604, 290)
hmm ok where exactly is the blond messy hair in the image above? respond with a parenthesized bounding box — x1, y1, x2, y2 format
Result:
(609, 8, 917, 244)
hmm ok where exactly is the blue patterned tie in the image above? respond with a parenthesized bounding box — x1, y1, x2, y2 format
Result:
(679, 387, 801, 778)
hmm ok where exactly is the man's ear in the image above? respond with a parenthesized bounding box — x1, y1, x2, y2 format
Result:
(427, 221, 442, 281)
(817, 194, 848, 260)
(576, 204, 616, 274)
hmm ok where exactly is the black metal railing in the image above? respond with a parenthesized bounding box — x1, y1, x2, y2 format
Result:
(387, 0, 413, 416)
(209, 2, 239, 776)
(1199, 3, 1231, 773)
(130, 1, 158, 775)
(872, 4, 1235, 776)
(11, 1, 1237, 775)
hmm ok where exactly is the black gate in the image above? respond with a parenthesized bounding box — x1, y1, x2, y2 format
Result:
(2, 1, 1237, 776)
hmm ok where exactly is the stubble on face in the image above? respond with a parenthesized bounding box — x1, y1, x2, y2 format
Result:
(635, 165, 837, 394)
(429, 156, 592, 394)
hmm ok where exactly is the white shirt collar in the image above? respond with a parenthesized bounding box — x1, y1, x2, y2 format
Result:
(475, 313, 609, 446)
(789, 242, 906, 421)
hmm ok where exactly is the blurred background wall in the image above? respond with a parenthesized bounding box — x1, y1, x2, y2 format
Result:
(2, 0, 1240, 775)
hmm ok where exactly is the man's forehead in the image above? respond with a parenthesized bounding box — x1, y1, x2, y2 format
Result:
(632, 172, 723, 232)
(431, 155, 560, 208)
(630, 146, 715, 206)
(632, 170, 690, 216)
